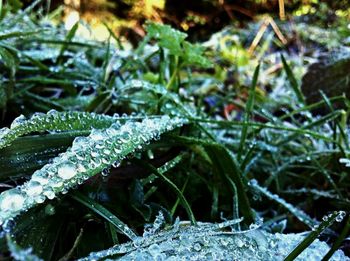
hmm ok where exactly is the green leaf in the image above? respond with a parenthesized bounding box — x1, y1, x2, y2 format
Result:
(0, 132, 78, 180)
(0, 111, 115, 150)
(182, 42, 212, 68)
(146, 22, 187, 56)
(0, 115, 187, 224)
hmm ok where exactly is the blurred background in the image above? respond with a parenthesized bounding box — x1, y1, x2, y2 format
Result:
(18, 0, 350, 42)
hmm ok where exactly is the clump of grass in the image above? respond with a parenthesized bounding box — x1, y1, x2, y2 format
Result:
(0, 1, 349, 260)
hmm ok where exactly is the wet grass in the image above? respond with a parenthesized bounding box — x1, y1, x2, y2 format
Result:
(0, 1, 349, 260)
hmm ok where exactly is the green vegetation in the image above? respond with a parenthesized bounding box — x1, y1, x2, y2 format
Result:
(0, 0, 349, 260)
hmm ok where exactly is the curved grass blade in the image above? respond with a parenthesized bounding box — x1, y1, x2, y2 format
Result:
(284, 211, 343, 261)
(0, 116, 187, 225)
(164, 134, 255, 225)
(237, 64, 260, 161)
(249, 179, 317, 228)
(281, 54, 305, 104)
(0, 111, 115, 149)
(136, 158, 196, 225)
(71, 192, 137, 240)
(205, 145, 255, 225)
(0, 132, 84, 180)
(322, 214, 350, 260)
(6, 234, 42, 261)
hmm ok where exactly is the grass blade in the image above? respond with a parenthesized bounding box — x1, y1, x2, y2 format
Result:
(284, 211, 342, 261)
(322, 214, 350, 260)
(0, 116, 187, 223)
(281, 54, 305, 104)
(237, 64, 260, 161)
(136, 158, 197, 225)
(71, 192, 137, 240)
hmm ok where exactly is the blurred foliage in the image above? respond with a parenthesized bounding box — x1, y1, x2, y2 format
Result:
(0, 0, 350, 260)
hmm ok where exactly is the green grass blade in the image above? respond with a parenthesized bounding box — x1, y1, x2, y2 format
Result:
(71, 192, 137, 240)
(284, 211, 341, 261)
(0, 111, 115, 150)
(322, 214, 350, 260)
(58, 22, 79, 63)
(275, 110, 342, 146)
(237, 64, 260, 161)
(250, 179, 317, 228)
(0, 116, 187, 224)
(281, 54, 305, 104)
(205, 145, 255, 225)
(136, 158, 197, 225)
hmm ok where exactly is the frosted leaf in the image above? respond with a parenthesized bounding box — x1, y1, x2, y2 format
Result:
(0, 116, 187, 223)
(0, 111, 116, 149)
(79, 219, 349, 261)
(249, 179, 317, 228)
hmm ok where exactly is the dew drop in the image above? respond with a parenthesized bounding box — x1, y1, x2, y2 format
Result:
(0, 189, 25, 212)
(57, 162, 77, 180)
(10, 114, 26, 129)
(25, 181, 43, 196)
(336, 211, 346, 222)
(31, 171, 49, 185)
(43, 188, 55, 200)
(90, 129, 106, 141)
(47, 109, 58, 115)
(0, 127, 10, 139)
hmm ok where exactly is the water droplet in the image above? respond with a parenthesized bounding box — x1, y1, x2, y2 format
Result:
(47, 109, 58, 115)
(336, 211, 346, 222)
(25, 181, 43, 196)
(43, 188, 55, 200)
(0, 189, 25, 212)
(90, 129, 106, 141)
(45, 204, 56, 215)
(57, 162, 77, 180)
(0, 127, 10, 139)
(31, 171, 49, 185)
(10, 114, 26, 129)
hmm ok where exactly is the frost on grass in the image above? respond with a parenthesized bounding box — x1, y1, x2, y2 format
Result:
(80, 217, 349, 261)
(0, 115, 187, 225)
(249, 179, 318, 228)
(0, 110, 116, 149)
